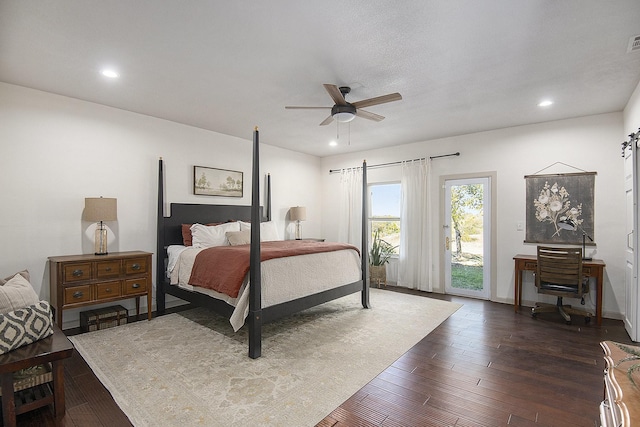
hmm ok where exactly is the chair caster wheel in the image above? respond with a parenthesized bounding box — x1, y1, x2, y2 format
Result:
(566, 321, 572, 325)
(531, 313, 538, 319)
(585, 317, 591, 324)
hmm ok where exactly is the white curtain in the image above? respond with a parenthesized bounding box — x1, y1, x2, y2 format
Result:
(398, 159, 431, 291)
(338, 168, 363, 251)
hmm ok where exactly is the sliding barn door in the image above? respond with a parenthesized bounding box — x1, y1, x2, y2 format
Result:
(624, 138, 639, 341)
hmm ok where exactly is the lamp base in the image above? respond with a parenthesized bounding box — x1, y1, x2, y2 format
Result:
(295, 221, 302, 240)
(94, 226, 109, 255)
(582, 256, 592, 261)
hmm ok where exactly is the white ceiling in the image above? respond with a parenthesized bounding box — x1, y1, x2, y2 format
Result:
(1, 1, 640, 157)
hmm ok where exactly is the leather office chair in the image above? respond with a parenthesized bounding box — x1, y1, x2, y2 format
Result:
(531, 246, 593, 324)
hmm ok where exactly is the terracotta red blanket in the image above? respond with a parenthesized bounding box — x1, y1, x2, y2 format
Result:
(188, 241, 360, 298)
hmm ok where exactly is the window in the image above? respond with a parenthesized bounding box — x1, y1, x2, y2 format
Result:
(369, 183, 401, 255)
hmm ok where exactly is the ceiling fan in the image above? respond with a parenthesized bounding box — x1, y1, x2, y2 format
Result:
(285, 84, 402, 126)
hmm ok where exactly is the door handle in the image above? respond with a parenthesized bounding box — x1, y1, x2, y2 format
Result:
(446, 236, 450, 250)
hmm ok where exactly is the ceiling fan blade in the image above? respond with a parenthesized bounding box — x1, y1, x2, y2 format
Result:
(323, 84, 347, 106)
(356, 109, 385, 122)
(319, 115, 334, 126)
(352, 93, 402, 109)
(285, 106, 331, 109)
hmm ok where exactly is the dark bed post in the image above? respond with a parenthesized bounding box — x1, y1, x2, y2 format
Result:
(266, 173, 271, 221)
(248, 127, 262, 359)
(361, 160, 370, 308)
(157, 157, 166, 315)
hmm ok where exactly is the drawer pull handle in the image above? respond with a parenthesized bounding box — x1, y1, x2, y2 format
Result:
(105, 267, 112, 272)
(72, 269, 84, 277)
(105, 288, 112, 293)
(132, 283, 141, 289)
(131, 263, 141, 270)
(73, 291, 84, 298)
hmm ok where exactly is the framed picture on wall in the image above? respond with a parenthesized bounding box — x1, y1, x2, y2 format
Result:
(524, 172, 596, 245)
(194, 166, 243, 197)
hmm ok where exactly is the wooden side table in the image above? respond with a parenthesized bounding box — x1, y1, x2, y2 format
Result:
(49, 251, 152, 329)
(0, 326, 73, 426)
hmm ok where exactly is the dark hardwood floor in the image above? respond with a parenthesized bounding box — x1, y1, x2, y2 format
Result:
(16, 288, 634, 426)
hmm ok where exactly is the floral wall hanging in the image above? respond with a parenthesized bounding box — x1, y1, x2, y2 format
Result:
(524, 172, 596, 244)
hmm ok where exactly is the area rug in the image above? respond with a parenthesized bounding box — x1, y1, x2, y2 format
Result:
(69, 289, 461, 427)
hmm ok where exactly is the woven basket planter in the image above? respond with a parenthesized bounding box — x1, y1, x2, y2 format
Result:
(370, 265, 387, 288)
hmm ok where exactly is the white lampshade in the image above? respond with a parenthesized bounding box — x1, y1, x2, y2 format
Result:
(84, 197, 118, 222)
(290, 206, 307, 221)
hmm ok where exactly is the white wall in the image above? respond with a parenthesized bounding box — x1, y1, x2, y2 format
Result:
(0, 82, 323, 328)
(624, 80, 640, 135)
(321, 113, 626, 319)
(3, 80, 635, 325)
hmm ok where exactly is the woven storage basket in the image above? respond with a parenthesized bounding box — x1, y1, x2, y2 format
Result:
(0, 363, 52, 395)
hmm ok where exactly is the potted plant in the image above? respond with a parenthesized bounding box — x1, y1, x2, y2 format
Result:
(369, 229, 397, 287)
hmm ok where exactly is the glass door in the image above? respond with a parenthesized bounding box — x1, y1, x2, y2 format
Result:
(444, 177, 491, 299)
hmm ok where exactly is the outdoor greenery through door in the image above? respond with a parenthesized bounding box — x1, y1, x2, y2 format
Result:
(444, 177, 491, 299)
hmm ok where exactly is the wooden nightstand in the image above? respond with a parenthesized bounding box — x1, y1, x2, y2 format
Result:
(49, 251, 152, 329)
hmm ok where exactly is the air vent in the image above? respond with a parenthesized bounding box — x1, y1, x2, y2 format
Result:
(628, 34, 640, 53)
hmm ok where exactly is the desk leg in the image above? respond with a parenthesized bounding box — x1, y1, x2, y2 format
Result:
(514, 261, 522, 312)
(52, 359, 65, 419)
(135, 297, 140, 321)
(1, 372, 16, 427)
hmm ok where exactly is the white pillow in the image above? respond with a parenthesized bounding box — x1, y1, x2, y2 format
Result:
(0, 274, 40, 315)
(225, 230, 252, 246)
(191, 222, 240, 247)
(238, 221, 281, 241)
(166, 245, 188, 275)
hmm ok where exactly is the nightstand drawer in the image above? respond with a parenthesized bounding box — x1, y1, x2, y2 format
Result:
(96, 281, 122, 300)
(64, 285, 91, 304)
(63, 263, 92, 283)
(125, 258, 148, 275)
(97, 260, 121, 278)
(123, 277, 148, 295)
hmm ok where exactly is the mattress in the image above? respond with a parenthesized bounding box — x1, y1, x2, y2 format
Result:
(168, 245, 361, 331)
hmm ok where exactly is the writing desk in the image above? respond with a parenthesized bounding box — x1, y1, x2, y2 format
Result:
(513, 254, 606, 326)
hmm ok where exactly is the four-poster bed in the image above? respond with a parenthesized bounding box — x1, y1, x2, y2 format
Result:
(156, 128, 370, 358)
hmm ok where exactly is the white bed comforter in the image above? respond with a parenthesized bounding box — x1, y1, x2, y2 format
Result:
(168, 245, 361, 331)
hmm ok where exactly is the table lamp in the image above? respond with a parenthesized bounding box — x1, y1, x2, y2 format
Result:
(289, 206, 307, 240)
(84, 197, 117, 255)
(558, 218, 593, 260)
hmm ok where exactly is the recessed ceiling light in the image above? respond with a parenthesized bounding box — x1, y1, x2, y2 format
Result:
(101, 69, 119, 78)
(329, 141, 338, 147)
(538, 100, 553, 107)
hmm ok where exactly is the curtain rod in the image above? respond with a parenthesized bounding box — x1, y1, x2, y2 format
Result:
(328, 152, 460, 173)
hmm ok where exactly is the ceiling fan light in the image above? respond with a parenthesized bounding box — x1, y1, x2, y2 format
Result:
(331, 104, 357, 122)
(334, 112, 356, 122)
